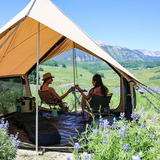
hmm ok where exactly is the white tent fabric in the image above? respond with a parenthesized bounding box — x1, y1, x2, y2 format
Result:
(0, 0, 141, 84)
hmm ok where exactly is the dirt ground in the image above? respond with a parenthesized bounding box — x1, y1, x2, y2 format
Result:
(15, 149, 75, 160)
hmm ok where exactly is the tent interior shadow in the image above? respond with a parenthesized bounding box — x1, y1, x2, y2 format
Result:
(6, 111, 89, 150)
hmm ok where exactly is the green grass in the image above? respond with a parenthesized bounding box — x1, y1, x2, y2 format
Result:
(36, 65, 121, 109)
(39, 65, 121, 90)
(28, 63, 160, 119)
(128, 66, 160, 86)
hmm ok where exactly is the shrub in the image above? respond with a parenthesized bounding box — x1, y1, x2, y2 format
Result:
(0, 118, 20, 159)
(28, 68, 40, 84)
(69, 108, 160, 160)
(39, 66, 44, 71)
(100, 73, 105, 78)
(41, 59, 59, 67)
(62, 63, 66, 68)
(155, 70, 160, 73)
(0, 85, 25, 115)
(149, 74, 160, 80)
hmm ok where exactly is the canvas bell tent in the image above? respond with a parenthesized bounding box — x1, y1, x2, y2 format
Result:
(0, 0, 146, 150)
(0, 0, 142, 110)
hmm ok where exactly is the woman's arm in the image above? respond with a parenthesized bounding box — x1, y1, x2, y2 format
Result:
(77, 86, 93, 100)
(49, 87, 72, 100)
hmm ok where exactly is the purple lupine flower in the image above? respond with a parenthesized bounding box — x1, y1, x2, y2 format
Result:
(102, 130, 107, 136)
(114, 87, 120, 93)
(119, 125, 129, 138)
(74, 142, 81, 151)
(119, 130, 126, 138)
(84, 154, 90, 160)
(15, 132, 19, 139)
(151, 86, 160, 93)
(150, 134, 155, 141)
(103, 137, 107, 145)
(103, 119, 110, 128)
(112, 123, 118, 129)
(123, 143, 130, 151)
(151, 114, 159, 123)
(10, 134, 14, 139)
(9, 87, 13, 91)
(2, 132, 7, 135)
(132, 155, 141, 160)
(67, 157, 71, 160)
(112, 117, 118, 129)
(1, 117, 5, 125)
(93, 129, 99, 134)
(140, 125, 145, 129)
(63, 85, 67, 89)
(102, 132, 105, 136)
(119, 112, 125, 119)
(135, 139, 140, 142)
(87, 88, 91, 91)
(99, 116, 104, 128)
(131, 111, 138, 120)
(140, 108, 145, 115)
(16, 139, 21, 147)
(4, 120, 9, 129)
(31, 88, 35, 91)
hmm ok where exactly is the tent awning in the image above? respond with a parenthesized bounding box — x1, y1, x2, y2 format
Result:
(0, 0, 141, 84)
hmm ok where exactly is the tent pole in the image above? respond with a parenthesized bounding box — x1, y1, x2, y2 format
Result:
(36, 22, 40, 154)
(24, 74, 31, 97)
(130, 83, 135, 113)
(72, 43, 77, 113)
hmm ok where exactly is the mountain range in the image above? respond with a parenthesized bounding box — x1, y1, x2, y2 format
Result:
(52, 40, 160, 62)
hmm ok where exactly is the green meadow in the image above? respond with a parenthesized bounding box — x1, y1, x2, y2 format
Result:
(36, 64, 121, 109)
(29, 61, 160, 119)
(1, 59, 160, 118)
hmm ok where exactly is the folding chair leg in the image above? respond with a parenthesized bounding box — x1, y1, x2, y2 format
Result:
(51, 110, 53, 116)
(49, 105, 52, 109)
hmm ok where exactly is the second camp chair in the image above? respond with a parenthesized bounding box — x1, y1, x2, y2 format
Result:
(90, 93, 113, 118)
(38, 89, 64, 116)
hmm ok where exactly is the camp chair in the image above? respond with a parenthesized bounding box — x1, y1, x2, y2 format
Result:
(38, 90, 65, 116)
(90, 93, 113, 118)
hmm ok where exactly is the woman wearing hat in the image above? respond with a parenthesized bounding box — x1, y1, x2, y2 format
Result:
(40, 72, 72, 114)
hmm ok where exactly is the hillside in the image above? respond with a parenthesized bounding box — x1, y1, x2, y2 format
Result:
(52, 41, 160, 62)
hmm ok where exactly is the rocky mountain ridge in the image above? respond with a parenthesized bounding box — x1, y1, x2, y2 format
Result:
(52, 41, 160, 62)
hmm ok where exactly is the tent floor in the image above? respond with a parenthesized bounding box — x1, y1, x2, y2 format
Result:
(6, 111, 90, 151)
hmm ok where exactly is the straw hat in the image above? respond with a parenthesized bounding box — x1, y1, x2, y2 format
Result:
(42, 72, 54, 80)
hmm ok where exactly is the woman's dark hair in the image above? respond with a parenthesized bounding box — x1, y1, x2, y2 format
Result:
(40, 78, 50, 89)
(92, 74, 107, 97)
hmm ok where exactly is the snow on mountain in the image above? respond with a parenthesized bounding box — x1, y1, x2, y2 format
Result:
(138, 49, 160, 57)
(96, 40, 108, 46)
(96, 41, 160, 57)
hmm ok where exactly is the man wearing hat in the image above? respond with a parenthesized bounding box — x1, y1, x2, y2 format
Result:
(40, 72, 72, 114)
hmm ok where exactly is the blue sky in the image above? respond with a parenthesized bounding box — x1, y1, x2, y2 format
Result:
(0, 0, 159, 51)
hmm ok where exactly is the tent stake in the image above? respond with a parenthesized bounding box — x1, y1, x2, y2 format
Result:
(36, 22, 40, 154)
